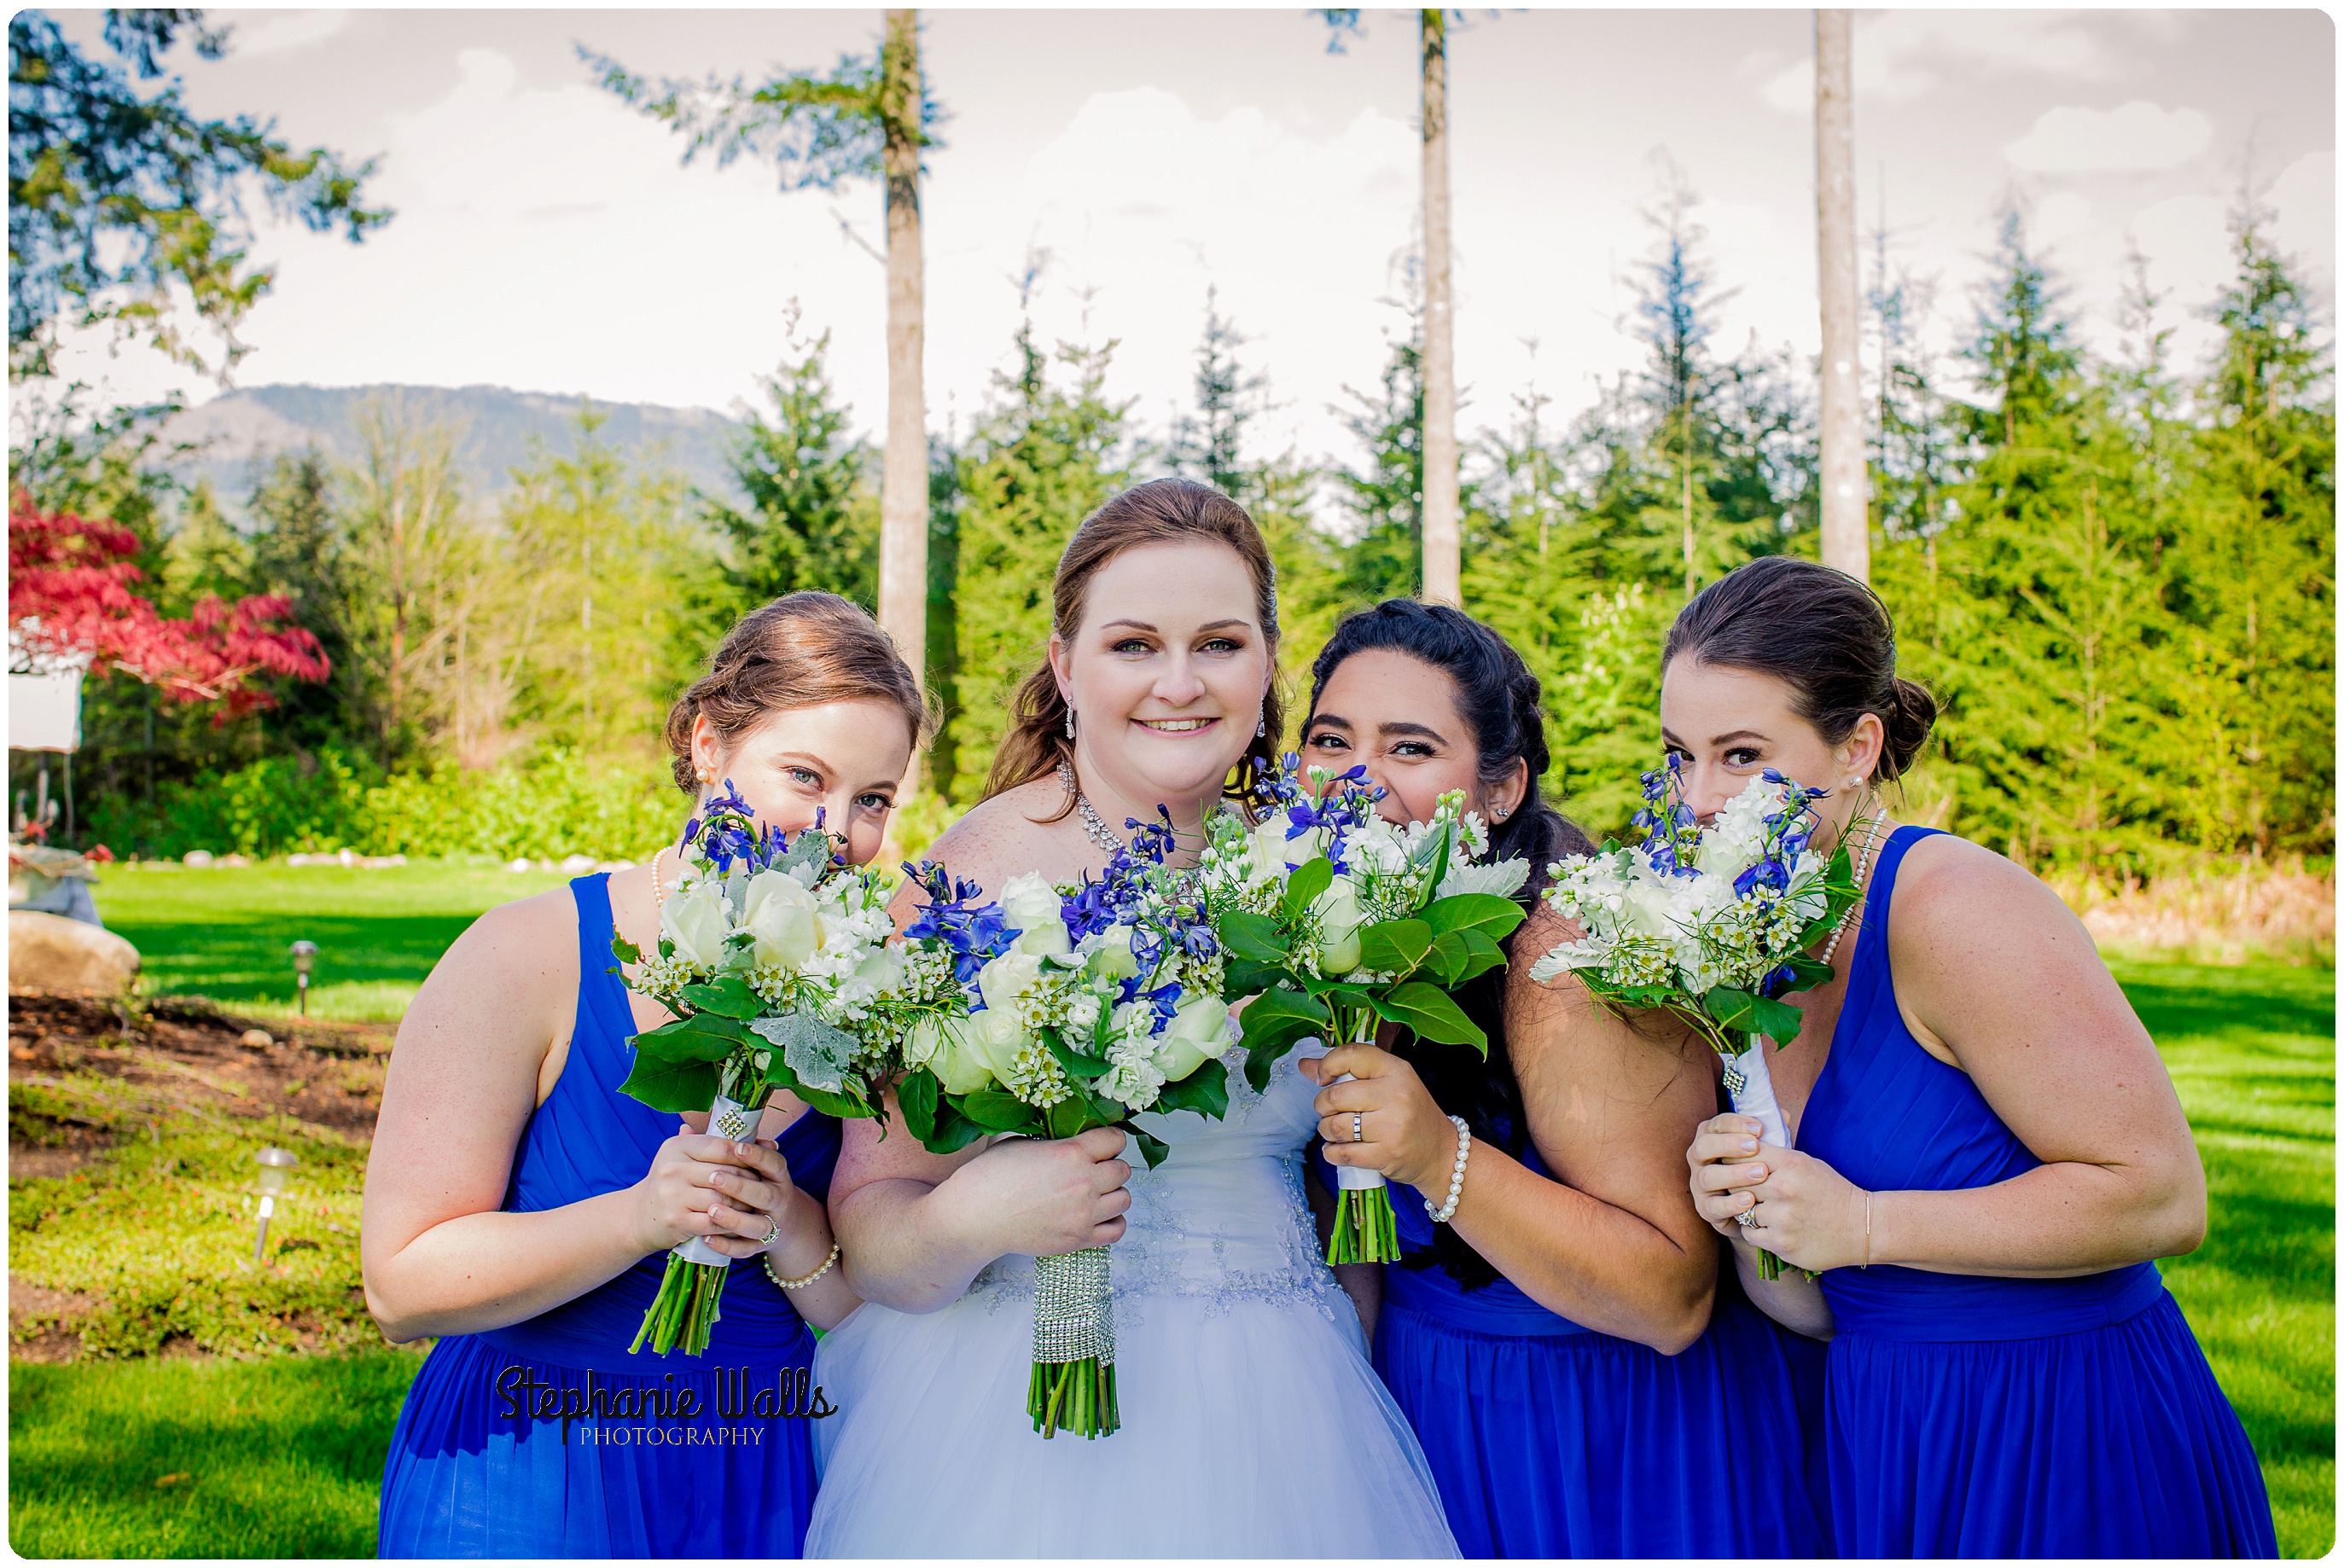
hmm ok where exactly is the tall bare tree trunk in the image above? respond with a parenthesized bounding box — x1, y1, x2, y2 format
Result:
(879, 9, 930, 775)
(1815, 9, 1867, 582)
(1419, 9, 1460, 606)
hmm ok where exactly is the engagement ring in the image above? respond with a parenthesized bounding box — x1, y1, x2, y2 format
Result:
(1352, 1112, 1364, 1143)
(759, 1214, 782, 1246)
(1734, 1206, 1759, 1228)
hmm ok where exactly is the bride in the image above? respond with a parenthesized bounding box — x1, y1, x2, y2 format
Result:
(806, 479, 1457, 1558)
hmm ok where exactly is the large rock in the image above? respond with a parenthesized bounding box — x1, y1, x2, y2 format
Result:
(9, 910, 140, 994)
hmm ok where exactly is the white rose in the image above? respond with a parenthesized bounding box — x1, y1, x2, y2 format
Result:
(1250, 816, 1327, 881)
(740, 868, 823, 970)
(968, 1007, 1031, 1083)
(1312, 875, 1369, 974)
(904, 1013, 992, 1095)
(1155, 994, 1234, 1082)
(1081, 922, 1141, 984)
(975, 948, 1044, 1014)
(998, 871, 1073, 957)
(660, 880, 733, 971)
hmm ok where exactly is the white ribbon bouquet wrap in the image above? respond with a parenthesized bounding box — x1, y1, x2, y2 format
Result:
(1530, 759, 1861, 1278)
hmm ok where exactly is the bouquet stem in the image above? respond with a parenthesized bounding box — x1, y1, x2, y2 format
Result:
(1327, 1180, 1401, 1264)
(1717, 1036, 1800, 1281)
(1029, 1246, 1118, 1439)
(630, 1092, 754, 1356)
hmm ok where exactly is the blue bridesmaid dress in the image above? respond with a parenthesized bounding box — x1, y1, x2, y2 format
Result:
(377, 874, 841, 1558)
(1800, 826, 2277, 1558)
(1323, 1137, 1827, 1557)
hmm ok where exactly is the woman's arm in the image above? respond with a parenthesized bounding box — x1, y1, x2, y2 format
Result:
(1701, 836, 2207, 1278)
(361, 890, 835, 1338)
(1689, 1115, 1835, 1339)
(1311, 908, 1722, 1355)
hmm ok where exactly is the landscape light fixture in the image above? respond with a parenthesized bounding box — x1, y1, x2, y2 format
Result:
(253, 1147, 298, 1263)
(290, 940, 318, 1015)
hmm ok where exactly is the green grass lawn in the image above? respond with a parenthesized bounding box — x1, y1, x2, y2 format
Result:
(8, 1350, 423, 1558)
(8, 950, 2331, 1555)
(2113, 960, 2335, 1558)
(96, 860, 572, 1020)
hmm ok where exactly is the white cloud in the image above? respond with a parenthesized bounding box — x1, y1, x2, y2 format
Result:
(2004, 102, 2213, 173)
(227, 10, 351, 61)
(2264, 151, 2336, 302)
(1763, 12, 2116, 112)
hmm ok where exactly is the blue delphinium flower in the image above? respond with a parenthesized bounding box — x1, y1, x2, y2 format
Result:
(902, 861, 1017, 988)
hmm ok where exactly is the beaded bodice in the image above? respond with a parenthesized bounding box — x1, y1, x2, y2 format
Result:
(963, 1043, 1351, 1331)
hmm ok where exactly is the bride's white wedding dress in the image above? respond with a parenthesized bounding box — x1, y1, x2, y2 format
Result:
(806, 1042, 1458, 1558)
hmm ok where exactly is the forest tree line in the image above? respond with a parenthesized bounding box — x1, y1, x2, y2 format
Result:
(19, 188, 2331, 887)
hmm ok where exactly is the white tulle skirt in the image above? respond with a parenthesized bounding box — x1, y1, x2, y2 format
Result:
(806, 1257, 1458, 1558)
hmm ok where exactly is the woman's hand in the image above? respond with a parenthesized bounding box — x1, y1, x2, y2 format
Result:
(927, 1128, 1134, 1260)
(630, 1127, 798, 1260)
(1304, 1042, 1458, 1193)
(1687, 1112, 1868, 1272)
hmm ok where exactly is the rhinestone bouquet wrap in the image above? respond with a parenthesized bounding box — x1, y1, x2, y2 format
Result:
(892, 811, 1232, 1438)
(1530, 760, 1863, 1279)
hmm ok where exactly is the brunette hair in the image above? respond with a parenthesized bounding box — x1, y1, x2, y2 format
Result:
(1663, 555, 1937, 781)
(1305, 601, 1597, 1292)
(985, 477, 1283, 806)
(663, 592, 929, 794)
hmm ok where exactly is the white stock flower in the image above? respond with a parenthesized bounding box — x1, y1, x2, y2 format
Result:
(1435, 856, 1530, 901)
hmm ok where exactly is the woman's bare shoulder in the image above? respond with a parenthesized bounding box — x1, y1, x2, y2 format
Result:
(400, 883, 581, 1042)
(919, 780, 1070, 897)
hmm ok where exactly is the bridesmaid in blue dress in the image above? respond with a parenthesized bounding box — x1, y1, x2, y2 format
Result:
(365, 593, 927, 1556)
(1678, 557, 2277, 1558)
(1298, 600, 1826, 1557)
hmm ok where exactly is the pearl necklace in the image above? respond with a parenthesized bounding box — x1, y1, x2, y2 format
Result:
(1058, 761, 1125, 855)
(1818, 807, 1892, 966)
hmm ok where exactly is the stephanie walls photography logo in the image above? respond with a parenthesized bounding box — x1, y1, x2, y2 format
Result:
(495, 1364, 837, 1445)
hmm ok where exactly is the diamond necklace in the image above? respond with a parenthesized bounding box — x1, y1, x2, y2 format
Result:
(1058, 761, 1125, 854)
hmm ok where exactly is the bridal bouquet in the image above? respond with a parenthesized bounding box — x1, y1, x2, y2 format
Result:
(610, 781, 905, 1355)
(1529, 759, 1860, 1277)
(1196, 758, 1527, 1264)
(893, 816, 1234, 1440)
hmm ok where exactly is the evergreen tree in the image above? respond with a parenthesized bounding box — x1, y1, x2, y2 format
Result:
(1333, 299, 1427, 606)
(1170, 286, 1267, 498)
(942, 322, 1132, 801)
(703, 311, 879, 613)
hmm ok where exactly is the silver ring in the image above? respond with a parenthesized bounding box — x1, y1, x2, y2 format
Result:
(1352, 1112, 1364, 1143)
(1734, 1206, 1759, 1228)
(759, 1214, 782, 1246)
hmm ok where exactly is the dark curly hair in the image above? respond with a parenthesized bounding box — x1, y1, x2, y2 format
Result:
(1305, 600, 1594, 1290)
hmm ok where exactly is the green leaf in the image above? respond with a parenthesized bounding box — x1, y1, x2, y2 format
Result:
(1221, 956, 1292, 1000)
(747, 1012, 864, 1097)
(610, 935, 643, 966)
(920, 1102, 992, 1156)
(1777, 955, 1836, 994)
(1356, 918, 1434, 979)
(1044, 1095, 1108, 1141)
(897, 1066, 940, 1141)
(629, 1014, 738, 1064)
(1422, 892, 1527, 941)
(1703, 988, 1809, 1048)
(1219, 910, 1291, 964)
(1048, 1037, 1112, 1080)
(618, 1051, 719, 1114)
(1128, 1124, 1172, 1170)
(1279, 856, 1334, 922)
(1424, 929, 1470, 986)
(957, 1088, 1036, 1131)
(679, 977, 765, 1019)
(1235, 986, 1330, 1055)
(1374, 981, 1488, 1054)
(1154, 1058, 1229, 1119)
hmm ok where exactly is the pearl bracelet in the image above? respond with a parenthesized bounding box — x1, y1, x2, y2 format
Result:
(1424, 1115, 1471, 1223)
(765, 1240, 840, 1292)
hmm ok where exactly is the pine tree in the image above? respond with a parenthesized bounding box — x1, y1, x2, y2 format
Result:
(704, 311, 879, 613)
(942, 322, 1133, 801)
(1334, 301, 1427, 607)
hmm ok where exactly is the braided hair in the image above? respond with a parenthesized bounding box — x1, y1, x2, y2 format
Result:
(1304, 601, 1594, 1289)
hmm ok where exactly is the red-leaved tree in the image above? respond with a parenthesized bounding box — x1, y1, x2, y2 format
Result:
(9, 491, 330, 717)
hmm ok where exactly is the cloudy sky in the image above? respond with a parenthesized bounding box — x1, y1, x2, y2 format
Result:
(44, 7, 2336, 476)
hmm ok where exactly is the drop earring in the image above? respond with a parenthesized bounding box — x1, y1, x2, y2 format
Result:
(1065, 708, 1077, 740)
(1256, 716, 1266, 739)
